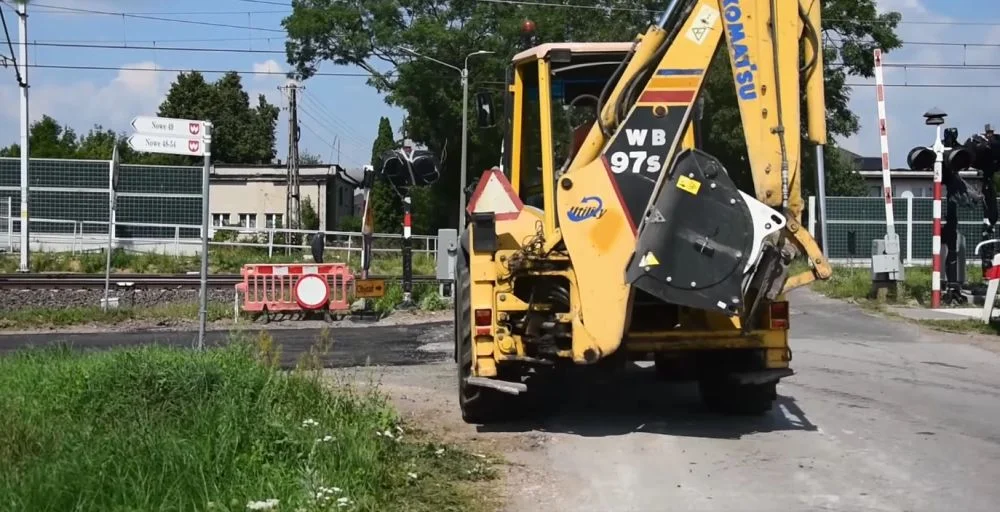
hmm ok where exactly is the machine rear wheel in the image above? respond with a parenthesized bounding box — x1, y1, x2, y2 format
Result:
(455, 246, 517, 424)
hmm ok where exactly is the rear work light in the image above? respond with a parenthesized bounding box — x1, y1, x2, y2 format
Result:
(474, 308, 492, 327)
(769, 301, 789, 330)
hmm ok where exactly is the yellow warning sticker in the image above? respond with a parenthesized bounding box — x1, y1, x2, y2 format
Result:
(638, 251, 660, 268)
(676, 175, 701, 195)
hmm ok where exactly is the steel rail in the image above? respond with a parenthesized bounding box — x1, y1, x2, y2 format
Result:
(0, 273, 442, 288)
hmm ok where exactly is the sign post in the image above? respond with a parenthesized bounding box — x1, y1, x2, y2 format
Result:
(129, 115, 212, 349)
(102, 145, 119, 311)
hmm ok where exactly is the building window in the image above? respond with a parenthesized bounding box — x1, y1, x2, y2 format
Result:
(265, 213, 283, 229)
(212, 213, 229, 227)
(238, 213, 257, 229)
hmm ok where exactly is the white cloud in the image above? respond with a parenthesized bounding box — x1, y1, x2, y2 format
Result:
(252, 59, 285, 81)
(841, 0, 1000, 167)
(0, 61, 172, 138)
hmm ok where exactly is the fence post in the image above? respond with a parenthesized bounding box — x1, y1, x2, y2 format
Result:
(808, 196, 816, 237)
(906, 196, 913, 265)
(268, 230, 274, 258)
(174, 226, 180, 256)
(346, 234, 353, 265)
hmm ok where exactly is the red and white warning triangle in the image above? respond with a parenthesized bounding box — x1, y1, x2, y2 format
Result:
(466, 168, 523, 220)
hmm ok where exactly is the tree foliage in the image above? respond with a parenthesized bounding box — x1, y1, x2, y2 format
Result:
(369, 116, 402, 234)
(157, 71, 280, 164)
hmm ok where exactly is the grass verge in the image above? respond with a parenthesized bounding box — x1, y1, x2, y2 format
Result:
(0, 282, 452, 330)
(810, 264, 983, 306)
(0, 248, 437, 276)
(0, 338, 497, 511)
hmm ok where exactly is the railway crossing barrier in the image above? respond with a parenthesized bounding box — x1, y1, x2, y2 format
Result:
(977, 240, 1000, 324)
(234, 263, 354, 322)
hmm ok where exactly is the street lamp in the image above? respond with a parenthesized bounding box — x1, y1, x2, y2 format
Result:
(398, 47, 494, 227)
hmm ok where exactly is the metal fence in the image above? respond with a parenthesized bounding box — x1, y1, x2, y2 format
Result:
(0, 157, 203, 239)
(806, 196, 988, 265)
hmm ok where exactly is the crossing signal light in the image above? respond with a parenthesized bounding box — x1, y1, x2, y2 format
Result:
(906, 145, 974, 172)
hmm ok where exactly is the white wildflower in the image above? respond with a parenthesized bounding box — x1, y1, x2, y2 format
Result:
(434, 447, 445, 457)
(301, 418, 319, 428)
(407, 472, 418, 479)
(337, 496, 354, 508)
(246, 498, 280, 510)
(395, 425, 404, 435)
(321, 435, 335, 442)
(380, 429, 395, 439)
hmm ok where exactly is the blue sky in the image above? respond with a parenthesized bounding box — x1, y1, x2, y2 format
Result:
(0, 0, 998, 171)
(0, 0, 404, 170)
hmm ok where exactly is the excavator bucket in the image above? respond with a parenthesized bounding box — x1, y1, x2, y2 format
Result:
(623, 149, 788, 318)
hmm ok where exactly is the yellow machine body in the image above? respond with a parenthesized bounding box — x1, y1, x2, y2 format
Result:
(456, 0, 831, 422)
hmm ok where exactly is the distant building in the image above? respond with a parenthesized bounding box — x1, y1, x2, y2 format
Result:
(210, 163, 356, 232)
(838, 147, 982, 199)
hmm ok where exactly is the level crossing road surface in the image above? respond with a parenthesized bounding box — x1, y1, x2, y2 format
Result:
(3, 290, 1000, 511)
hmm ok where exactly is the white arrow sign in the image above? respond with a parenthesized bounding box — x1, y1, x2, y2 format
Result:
(131, 115, 207, 139)
(128, 134, 206, 156)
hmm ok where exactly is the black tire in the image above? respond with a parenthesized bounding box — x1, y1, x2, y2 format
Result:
(698, 378, 777, 416)
(455, 245, 516, 424)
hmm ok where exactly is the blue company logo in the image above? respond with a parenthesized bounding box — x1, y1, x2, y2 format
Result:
(567, 196, 606, 222)
(723, 0, 757, 101)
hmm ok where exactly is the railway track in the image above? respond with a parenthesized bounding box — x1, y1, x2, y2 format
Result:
(0, 273, 442, 289)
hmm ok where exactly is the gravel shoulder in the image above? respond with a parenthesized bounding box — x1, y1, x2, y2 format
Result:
(329, 288, 1000, 512)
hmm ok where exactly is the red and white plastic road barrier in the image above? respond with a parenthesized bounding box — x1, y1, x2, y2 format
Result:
(977, 240, 1000, 323)
(234, 263, 354, 321)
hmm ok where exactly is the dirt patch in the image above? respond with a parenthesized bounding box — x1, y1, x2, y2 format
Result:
(324, 362, 552, 512)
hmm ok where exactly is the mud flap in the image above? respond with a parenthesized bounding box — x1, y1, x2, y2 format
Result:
(624, 149, 785, 316)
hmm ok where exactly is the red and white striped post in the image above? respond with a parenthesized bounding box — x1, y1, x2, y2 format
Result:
(931, 130, 945, 308)
(874, 50, 896, 238)
(401, 194, 414, 307)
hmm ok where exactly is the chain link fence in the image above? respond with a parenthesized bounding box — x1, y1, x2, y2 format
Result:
(807, 196, 988, 265)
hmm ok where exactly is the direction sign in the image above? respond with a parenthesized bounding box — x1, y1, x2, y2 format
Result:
(128, 134, 206, 156)
(131, 115, 207, 139)
(354, 279, 386, 298)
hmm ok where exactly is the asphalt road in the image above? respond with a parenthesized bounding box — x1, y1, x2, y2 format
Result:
(340, 290, 1000, 512)
(0, 321, 453, 369)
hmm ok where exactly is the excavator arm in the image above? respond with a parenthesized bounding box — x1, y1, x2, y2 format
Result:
(539, 0, 832, 357)
(565, 0, 831, 283)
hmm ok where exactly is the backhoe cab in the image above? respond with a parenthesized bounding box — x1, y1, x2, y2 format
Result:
(456, 0, 832, 424)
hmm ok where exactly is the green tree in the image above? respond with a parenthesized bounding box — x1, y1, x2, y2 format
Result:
(157, 71, 280, 164)
(299, 151, 324, 165)
(301, 195, 320, 231)
(369, 116, 402, 234)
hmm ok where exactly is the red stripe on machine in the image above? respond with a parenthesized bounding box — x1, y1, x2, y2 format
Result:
(639, 90, 694, 103)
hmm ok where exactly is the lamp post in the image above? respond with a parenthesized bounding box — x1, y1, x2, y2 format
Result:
(398, 47, 494, 228)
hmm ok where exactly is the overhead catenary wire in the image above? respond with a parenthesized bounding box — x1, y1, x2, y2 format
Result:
(0, 1, 285, 33)
(23, 62, 375, 77)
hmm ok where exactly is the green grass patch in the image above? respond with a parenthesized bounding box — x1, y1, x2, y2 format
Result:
(916, 319, 1000, 336)
(0, 339, 496, 511)
(0, 248, 437, 276)
(0, 301, 235, 330)
(811, 265, 982, 306)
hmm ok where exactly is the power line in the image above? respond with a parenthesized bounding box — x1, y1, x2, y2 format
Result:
(27, 41, 286, 55)
(28, 7, 288, 16)
(846, 83, 1000, 88)
(24, 62, 373, 77)
(3, 1, 285, 33)
(236, 0, 292, 6)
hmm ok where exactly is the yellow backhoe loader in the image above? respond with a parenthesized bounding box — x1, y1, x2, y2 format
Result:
(455, 0, 832, 423)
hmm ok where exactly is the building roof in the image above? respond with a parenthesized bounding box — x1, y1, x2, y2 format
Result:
(512, 42, 636, 62)
(210, 163, 352, 185)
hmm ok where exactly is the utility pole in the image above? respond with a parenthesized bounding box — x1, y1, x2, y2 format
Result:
(15, 2, 29, 272)
(279, 82, 302, 252)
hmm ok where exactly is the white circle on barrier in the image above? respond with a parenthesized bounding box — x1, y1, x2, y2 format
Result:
(294, 274, 329, 310)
